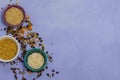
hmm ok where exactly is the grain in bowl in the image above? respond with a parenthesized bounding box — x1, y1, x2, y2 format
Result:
(24, 48, 47, 72)
(28, 52, 44, 69)
(3, 5, 25, 27)
(0, 36, 20, 62)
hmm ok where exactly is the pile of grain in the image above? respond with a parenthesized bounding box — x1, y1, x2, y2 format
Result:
(5, 7, 24, 25)
(28, 52, 44, 69)
(0, 38, 18, 60)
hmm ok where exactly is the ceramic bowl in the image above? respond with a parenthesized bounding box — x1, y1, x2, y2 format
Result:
(2, 4, 25, 27)
(24, 48, 47, 72)
(0, 35, 20, 62)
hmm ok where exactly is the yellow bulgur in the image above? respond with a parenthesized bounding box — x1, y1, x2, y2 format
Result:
(5, 7, 24, 25)
(0, 38, 18, 60)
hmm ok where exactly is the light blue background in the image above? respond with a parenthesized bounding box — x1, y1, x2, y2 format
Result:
(0, 0, 120, 80)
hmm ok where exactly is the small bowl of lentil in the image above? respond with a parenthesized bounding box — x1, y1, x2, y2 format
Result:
(0, 35, 20, 62)
(2, 4, 25, 27)
(24, 48, 47, 72)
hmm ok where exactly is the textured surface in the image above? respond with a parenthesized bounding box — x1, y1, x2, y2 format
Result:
(0, 0, 120, 80)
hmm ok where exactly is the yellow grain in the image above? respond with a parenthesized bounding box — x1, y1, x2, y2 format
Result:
(0, 38, 18, 60)
(5, 7, 24, 25)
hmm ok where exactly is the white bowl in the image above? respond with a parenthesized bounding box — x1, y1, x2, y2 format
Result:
(0, 35, 20, 62)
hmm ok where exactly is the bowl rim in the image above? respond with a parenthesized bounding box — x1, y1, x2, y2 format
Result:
(0, 35, 20, 62)
(24, 48, 47, 72)
(2, 4, 26, 27)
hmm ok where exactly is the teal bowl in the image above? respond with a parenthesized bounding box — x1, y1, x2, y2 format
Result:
(24, 48, 47, 72)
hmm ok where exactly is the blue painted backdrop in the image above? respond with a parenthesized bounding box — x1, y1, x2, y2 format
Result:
(0, 0, 120, 80)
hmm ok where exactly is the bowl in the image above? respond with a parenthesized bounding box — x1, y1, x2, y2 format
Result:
(0, 35, 20, 62)
(24, 48, 47, 72)
(2, 4, 26, 27)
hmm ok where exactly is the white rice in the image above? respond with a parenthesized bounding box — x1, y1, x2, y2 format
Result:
(28, 52, 44, 69)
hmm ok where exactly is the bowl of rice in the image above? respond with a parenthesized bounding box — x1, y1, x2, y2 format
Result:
(2, 4, 25, 27)
(0, 35, 20, 62)
(24, 48, 47, 72)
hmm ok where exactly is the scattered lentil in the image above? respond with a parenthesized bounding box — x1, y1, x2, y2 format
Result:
(36, 72, 42, 78)
(52, 73, 54, 77)
(45, 66, 48, 69)
(33, 78, 36, 80)
(46, 73, 50, 77)
(52, 69, 55, 72)
(22, 76, 26, 80)
(56, 71, 59, 74)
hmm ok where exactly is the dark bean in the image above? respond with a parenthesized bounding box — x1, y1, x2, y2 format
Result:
(38, 37, 41, 40)
(22, 76, 26, 80)
(13, 61, 15, 64)
(40, 40, 43, 42)
(52, 69, 55, 72)
(46, 73, 50, 77)
(36, 72, 42, 78)
(18, 40, 21, 43)
(48, 55, 53, 62)
(4, 28, 6, 31)
(45, 66, 48, 69)
(46, 51, 48, 54)
(19, 71, 22, 74)
(39, 44, 41, 46)
(11, 68, 15, 70)
(36, 33, 39, 36)
(13, 70, 16, 74)
(8, 4, 11, 6)
(14, 74, 18, 80)
(16, 57, 23, 62)
(33, 78, 36, 80)
(56, 71, 59, 74)
(52, 73, 54, 77)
